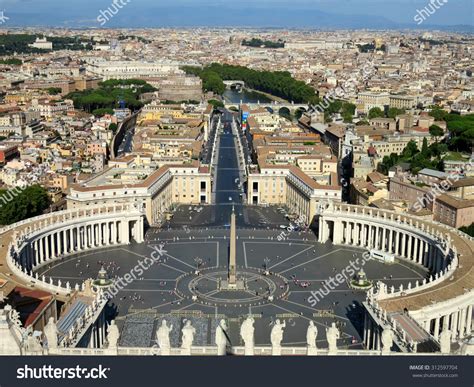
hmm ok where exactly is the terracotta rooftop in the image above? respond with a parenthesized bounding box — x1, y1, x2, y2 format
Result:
(436, 194, 474, 210)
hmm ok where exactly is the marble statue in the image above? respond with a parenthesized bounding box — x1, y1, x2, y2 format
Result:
(0, 307, 22, 355)
(460, 337, 474, 355)
(215, 319, 228, 356)
(240, 317, 255, 356)
(25, 332, 42, 353)
(181, 320, 196, 354)
(328, 200, 334, 211)
(326, 323, 340, 354)
(306, 321, 318, 355)
(44, 317, 58, 350)
(107, 320, 120, 349)
(439, 328, 451, 354)
(271, 319, 286, 355)
(156, 320, 173, 355)
(381, 328, 394, 354)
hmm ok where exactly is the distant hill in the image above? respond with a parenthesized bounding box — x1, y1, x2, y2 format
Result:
(4, 5, 473, 31)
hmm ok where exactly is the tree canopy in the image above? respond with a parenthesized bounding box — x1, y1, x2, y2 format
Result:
(0, 185, 51, 225)
(428, 108, 474, 152)
(429, 124, 444, 139)
(460, 223, 474, 237)
(66, 79, 156, 114)
(368, 107, 384, 119)
(0, 34, 93, 55)
(242, 38, 284, 48)
(183, 63, 319, 104)
(377, 140, 446, 175)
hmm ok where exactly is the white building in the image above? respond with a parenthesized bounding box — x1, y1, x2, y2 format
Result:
(85, 60, 184, 80)
(29, 37, 53, 50)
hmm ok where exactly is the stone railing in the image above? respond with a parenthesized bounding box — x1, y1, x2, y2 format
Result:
(319, 202, 461, 275)
(323, 203, 448, 243)
(365, 297, 425, 352)
(45, 345, 451, 357)
(6, 242, 72, 296)
(3, 204, 144, 297)
(371, 256, 458, 301)
(60, 291, 108, 348)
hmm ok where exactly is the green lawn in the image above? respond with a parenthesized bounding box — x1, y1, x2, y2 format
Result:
(443, 152, 471, 161)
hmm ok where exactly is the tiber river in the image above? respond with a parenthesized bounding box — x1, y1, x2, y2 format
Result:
(223, 88, 272, 104)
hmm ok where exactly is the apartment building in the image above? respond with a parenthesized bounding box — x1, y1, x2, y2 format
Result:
(247, 165, 341, 224)
(433, 194, 474, 228)
(86, 60, 183, 80)
(389, 95, 416, 110)
(357, 92, 390, 113)
(67, 158, 211, 226)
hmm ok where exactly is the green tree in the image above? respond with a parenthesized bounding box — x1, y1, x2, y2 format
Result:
(66, 79, 154, 113)
(182, 63, 318, 103)
(429, 106, 447, 121)
(109, 123, 118, 134)
(429, 124, 444, 141)
(402, 140, 419, 158)
(421, 137, 429, 156)
(459, 223, 474, 237)
(0, 58, 22, 65)
(387, 107, 405, 119)
(47, 87, 62, 95)
(0, 185, 51, 225)
(368, 107, 384, 119)
(93, 108, 114, 117)
(208, 99, 224, 109)
(202, 71, 225, 95)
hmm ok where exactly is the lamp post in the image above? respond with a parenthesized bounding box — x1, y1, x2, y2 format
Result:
(264, 257, 270, 275)
(194, 257, 203, 275)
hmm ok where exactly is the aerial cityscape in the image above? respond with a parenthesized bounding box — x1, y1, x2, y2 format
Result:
(0, 0, 472, 385)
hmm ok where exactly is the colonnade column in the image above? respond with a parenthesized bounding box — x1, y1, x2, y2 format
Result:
(413, 238, 419, 263)
(465, 305, 473, 337)
(434, 317, 440, 340)
(401, 233, 406, 257)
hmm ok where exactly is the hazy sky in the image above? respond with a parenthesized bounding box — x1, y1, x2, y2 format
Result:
(0, 0, 472, 28)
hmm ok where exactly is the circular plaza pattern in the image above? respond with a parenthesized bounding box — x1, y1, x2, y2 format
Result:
(32, 224, 430, 347)
(175, 266, 289, 306)
(2, 202, 473, 352)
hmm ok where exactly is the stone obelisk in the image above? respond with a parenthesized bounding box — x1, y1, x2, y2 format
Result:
(228, 206, 237, 285)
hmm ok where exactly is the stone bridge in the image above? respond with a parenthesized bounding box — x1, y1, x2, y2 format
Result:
(223, 80, 245, 89)
(224, 101, 309, 114)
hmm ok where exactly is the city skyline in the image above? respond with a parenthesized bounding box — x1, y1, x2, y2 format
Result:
(0, 0, 472, 382)
(0, 0, 472, 29)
